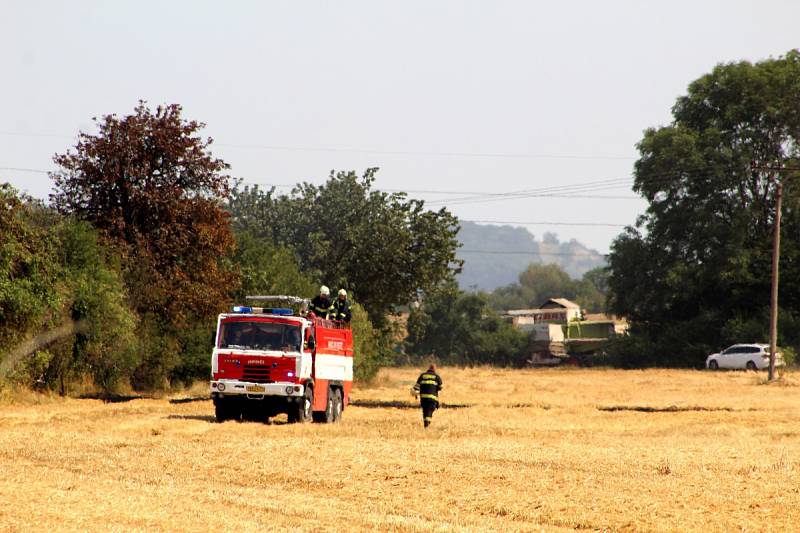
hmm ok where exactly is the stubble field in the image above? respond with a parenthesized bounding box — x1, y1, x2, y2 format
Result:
(0, 367, 799, 532)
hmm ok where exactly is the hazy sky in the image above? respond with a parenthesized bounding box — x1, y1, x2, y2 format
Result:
(2, 1, 798, 253)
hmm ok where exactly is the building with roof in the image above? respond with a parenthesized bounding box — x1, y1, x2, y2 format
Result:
(502, 298, 628, 366)
(503, 298, 582, 327)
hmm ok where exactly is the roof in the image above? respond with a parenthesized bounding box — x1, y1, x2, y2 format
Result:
(504, 309, 544, 316)
(540, 298, 580, 309)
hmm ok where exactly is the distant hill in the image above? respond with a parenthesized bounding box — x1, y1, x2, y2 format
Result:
(456, 221, 606, 291)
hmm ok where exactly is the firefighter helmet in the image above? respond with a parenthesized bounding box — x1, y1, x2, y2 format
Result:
(320, 285, 330, 296)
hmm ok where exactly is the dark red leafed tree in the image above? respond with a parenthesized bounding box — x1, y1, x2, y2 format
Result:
(51, 102, 237, 325)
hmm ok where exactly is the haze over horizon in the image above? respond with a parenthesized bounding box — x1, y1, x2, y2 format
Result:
(2, 1, 798, 253)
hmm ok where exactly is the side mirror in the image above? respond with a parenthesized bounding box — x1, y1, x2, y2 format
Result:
(306, 337, 316, 351)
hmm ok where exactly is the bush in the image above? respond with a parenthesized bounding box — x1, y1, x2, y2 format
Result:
(169, 320, 216, 387)
(351, 302, 395, 382)
(1, 191, 139, 394)
(131, 314, 181, 390)
(406, 284, 530, 366)
(7, 349, 55, 389)
(0, 185, 63, 352)
(59, 221, 139, 392)
(599, 334, 655, 368)
(780, 345, 797, 366)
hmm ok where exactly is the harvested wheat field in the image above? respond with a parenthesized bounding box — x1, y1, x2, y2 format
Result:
(1, 367, 799, 532)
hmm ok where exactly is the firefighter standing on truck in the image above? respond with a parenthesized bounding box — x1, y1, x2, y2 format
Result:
(309, 285, 335, 319)
(412, 364, 442, 428)
(334, 288, 352, 322)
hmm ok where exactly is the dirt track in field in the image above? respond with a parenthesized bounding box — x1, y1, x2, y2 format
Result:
(1, 367, 799, 532)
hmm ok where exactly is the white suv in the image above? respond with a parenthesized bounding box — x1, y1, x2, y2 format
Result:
(706, 344, 785, 370)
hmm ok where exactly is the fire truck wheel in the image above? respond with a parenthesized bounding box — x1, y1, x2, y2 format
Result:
(214, 398, 238, 423)
(332, 388, 343, 423)
(313, 387, 335, 423)
(289, 386, 313, 423)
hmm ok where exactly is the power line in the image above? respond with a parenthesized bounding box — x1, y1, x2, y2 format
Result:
(0, 166, 644, 203)
(239, 180, 641, 200)
(422, 163, 745, 206)
(0, 166, 50, 174)
(0, 165, 640, 204)
(217, 144, 638, 161)
(0, 131, 75, 140)
(424, 175, 668, 205)
(424, 178, 635, 206)
(4, 163, 734, 208)
(463, 219, 626, 227)
(458, 249, 608, 257)
(0, 131, 636, 161)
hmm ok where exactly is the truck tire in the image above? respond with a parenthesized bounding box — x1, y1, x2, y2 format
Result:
(214, 398, 238, 422)
(288, 386, 313, 423)
(214, 401, 228, 422)
(313, 386, 335, 423)
(332, 387, 343, 423)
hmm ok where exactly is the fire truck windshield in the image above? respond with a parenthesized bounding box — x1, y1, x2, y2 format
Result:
(219, 321, 302, 352)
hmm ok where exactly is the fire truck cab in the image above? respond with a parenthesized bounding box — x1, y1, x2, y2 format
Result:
(209, 296, 353, 424)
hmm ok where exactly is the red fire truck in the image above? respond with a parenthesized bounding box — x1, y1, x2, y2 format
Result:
(209, 296, 353, 423)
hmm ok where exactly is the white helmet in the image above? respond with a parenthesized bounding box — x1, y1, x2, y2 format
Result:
(338, 289, 347, 297)
(320, 285, 330, 296)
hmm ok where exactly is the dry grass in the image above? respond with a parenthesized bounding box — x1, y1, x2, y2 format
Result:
(1, 367, 799, 532)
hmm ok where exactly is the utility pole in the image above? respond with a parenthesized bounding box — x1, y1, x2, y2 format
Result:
(752, 163, 800, 381)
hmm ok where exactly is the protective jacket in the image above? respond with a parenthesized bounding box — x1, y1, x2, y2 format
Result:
(333, 298, 352, 321)
(413, 370, 443, 404)
(309, 295, 335, 319)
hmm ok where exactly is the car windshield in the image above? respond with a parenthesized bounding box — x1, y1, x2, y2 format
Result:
(219, 321, 301, 352)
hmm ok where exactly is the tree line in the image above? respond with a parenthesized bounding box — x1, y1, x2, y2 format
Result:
(4, 50, 798, 386)
(408, 50, 800, 370)
(605, 50, 800, 368)
(404, 264, 609, 366)
(1, 102, 461, 393)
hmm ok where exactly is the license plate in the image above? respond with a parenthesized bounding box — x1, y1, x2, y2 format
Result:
(246, 385, 265, 393)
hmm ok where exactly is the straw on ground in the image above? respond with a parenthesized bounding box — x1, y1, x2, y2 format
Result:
(1, 367, 798, 532)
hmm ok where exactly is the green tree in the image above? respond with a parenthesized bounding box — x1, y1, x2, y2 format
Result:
(232, 231, 316, 302)
(1, 185, 137, 392)
(582, 266, 610, 296)
(228, 169, 462, 325)
(350, 302, 395, 381)
(51, 102, 238, 387)
(0, 184, 63, 355)
(488, 263, 606, 313)
(607, 50, 800, 367)
(406, 283, 528, 366)
(50, 220, 138, 393)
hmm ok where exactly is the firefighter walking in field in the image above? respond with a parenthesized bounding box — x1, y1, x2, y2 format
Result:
(412, 364, 442, 428)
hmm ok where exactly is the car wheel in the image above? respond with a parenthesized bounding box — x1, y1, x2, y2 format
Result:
(746, 361, 757, 371)
(708, 360, 719, 370)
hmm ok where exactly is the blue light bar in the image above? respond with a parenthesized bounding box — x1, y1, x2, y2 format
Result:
(230, 306, 293, 315)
